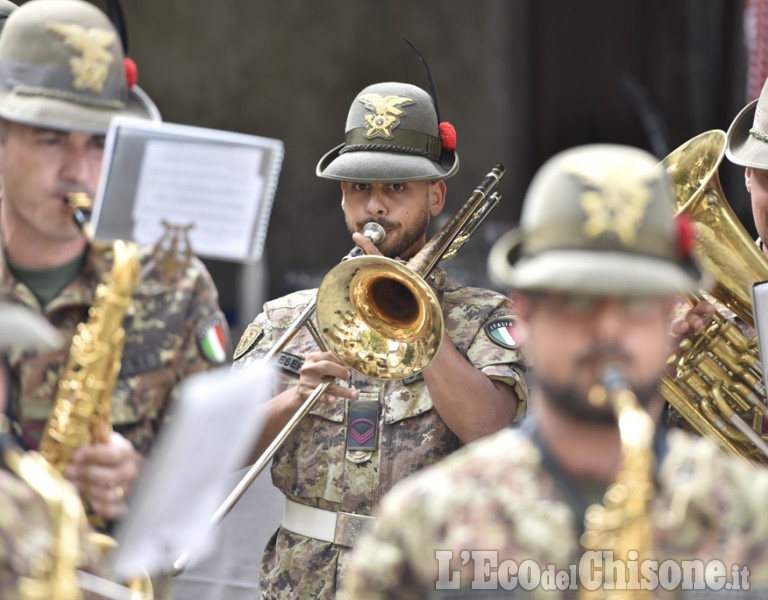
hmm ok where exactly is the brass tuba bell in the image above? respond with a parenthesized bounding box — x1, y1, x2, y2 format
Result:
(662, 129, 768, 464)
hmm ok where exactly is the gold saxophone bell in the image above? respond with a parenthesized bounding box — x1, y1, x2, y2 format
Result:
(661, 129, 768, 464)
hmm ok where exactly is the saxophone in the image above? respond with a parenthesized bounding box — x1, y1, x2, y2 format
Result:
(35, 196, 153, 598)
(38, 211, 139, 476)
(579, 367, 656, 599)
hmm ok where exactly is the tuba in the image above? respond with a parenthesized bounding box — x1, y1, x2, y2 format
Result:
(661, 129, 768, 464)
(580, 367, 656, 598)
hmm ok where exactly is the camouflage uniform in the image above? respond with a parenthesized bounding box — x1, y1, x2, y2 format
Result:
(234, 268, 528, 598)
(0, 240, 230, 454)
(342, 426, 768, 599)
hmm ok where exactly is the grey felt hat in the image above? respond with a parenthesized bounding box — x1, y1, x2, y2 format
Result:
(0, 301, 61, 351)
(316, 81, 459, 183)
(0, 0, 17, 35)
(726, 76, 768, 168)
(0, 0, 159, 135)
(488, 144, 707, 295)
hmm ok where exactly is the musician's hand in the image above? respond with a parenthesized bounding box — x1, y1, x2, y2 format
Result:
(669, 299, 716, 353)
(352, 231, 383, 257)
(297, 351, 358, 406)
(66, 431, 142, 521)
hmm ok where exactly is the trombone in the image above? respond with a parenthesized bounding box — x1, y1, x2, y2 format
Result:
(173, 165, 505, 573)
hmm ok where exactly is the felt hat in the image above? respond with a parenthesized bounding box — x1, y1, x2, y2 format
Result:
(488, 144, 707, 295)
(0, 0, 158, 134)
(317, 81, 459, 183)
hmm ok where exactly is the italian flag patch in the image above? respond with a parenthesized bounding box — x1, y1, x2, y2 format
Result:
(485, 317, 520, 349)
(198, 314, 229, 364)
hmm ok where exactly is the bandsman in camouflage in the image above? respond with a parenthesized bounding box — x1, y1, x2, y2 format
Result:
(233, 80, 528, 598)
(0, 299, 105, 599)
(342, 145, 768, 598)
(0, 0, 230, 531)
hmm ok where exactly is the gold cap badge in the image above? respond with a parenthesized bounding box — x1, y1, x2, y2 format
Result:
(47, 22, 116, 93)
(358, 93, 414, 139)
(569, 161, 654, 247)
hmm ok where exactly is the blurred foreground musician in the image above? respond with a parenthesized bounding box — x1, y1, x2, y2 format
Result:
(342, 144, 768, 598)
(0, 299, 102, 600)
(233, 79, 528, 598)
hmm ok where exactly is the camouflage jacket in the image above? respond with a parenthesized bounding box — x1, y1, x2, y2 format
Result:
(341, 427, 768, 599)
(233, 268, 528, 599)
(0, 242, 230, 454)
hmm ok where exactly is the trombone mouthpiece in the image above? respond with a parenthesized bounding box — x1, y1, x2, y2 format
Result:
(362, 222, 385, 244)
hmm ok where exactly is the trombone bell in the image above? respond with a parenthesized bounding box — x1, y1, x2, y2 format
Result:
(316, 255, 443, 380)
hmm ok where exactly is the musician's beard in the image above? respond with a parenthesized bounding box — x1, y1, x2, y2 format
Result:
(355, 211, 430, 261)
(538, 374, 662, 425)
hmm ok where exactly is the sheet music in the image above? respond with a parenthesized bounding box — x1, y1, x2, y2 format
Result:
(109, 363, 273, 579)
(131, 140, 265, 261)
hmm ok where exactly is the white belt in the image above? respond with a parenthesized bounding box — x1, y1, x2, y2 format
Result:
(282, 498, 375, 548)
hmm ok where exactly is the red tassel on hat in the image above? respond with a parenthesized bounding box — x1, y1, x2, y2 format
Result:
(675, 213, 695, 259)
(124, 57, 138, 90)
(439, 122, 457, 151)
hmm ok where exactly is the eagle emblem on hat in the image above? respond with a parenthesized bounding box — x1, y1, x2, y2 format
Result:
(47, 23, 116, 93)
(569, 162, 653, 247)
(358, 94, 414, 139)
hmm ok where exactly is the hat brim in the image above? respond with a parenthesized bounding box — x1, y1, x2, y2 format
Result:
(488, 232, 708, 295)
(725, 99, 768, 169)
(0, 84, 156, 134)
(0, 302, 62, 351)
(316, 143, 459, 183)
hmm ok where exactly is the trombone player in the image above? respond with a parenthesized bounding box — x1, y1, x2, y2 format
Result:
(233, 80, 529, 598)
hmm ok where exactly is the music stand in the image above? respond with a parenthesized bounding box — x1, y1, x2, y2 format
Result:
(90, 117, 284, 263)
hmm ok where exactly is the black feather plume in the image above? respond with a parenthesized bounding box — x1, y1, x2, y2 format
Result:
(403, 37, 441, 123)
(106, 0, 129, 54)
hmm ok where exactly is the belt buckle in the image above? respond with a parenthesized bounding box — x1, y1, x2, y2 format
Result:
(334, 511, 374, 547)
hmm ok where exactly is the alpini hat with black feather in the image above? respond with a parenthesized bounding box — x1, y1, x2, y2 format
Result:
(0, 0, 158, 134)
(316, 80, 459, 183)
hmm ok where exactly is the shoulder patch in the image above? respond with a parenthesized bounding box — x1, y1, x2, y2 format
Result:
(485, 317, 522, 349)
(197, 313, 231, 365)
(233, 321, 264, 361)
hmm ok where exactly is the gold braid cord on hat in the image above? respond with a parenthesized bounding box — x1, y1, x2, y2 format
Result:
(662, 130, 768, 465)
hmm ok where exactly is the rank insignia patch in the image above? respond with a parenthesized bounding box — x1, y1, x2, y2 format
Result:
(347, 400, 379, 451)
(198, 313, 230, 364)
(485, 317, 521, 349)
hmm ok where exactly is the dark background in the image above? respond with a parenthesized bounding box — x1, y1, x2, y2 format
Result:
(27, 0, 753, 338)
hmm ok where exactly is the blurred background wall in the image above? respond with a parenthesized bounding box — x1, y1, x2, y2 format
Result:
(31, 0, 749, 342)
